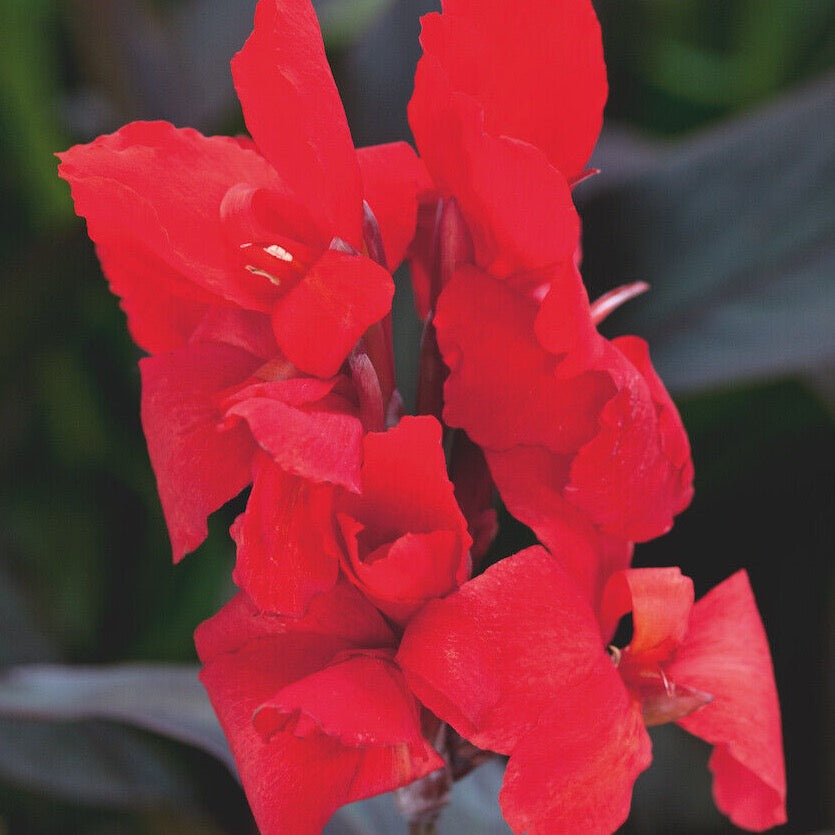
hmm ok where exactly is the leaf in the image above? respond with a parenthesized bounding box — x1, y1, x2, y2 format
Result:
(314, 0, 394, 48)
(0, 664, 236, 777)
(0, 718, 200, 811)
(578, 74, 835, 392)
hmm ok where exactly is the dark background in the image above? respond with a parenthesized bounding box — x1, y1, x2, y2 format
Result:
(0, 1, 832, 832)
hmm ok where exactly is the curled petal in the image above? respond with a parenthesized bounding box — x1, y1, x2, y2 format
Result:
(225, 379, 363, 492)
(232, 460, 341, 616)
(486, 445, 633, 609)
(599, 567, 694, 661)
(254, 653, 429, 753)
(566, 338, 694, 541)
(196, 588, 437, 835)
(667, 571, 786, 831)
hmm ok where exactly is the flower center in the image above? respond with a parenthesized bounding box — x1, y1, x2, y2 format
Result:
(239, 239, 314, 292)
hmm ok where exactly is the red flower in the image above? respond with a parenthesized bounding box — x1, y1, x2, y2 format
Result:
(57, 0, 429, 560)
(398, 548, 786, 833)
(232, 415, 472, 619)
(407, 0, 693, 594)
(196, 582, 443, 835)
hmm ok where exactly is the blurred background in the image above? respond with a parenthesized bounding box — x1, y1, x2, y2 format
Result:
(0, 0, 833, 832)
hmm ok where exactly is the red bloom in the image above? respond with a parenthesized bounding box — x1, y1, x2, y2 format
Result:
(398, 548, 786, 833)
(196, 582, 443, 835)
(408, 0, 694, 591)
(58, 0, 429, 560)
(233, 415, 472, 619)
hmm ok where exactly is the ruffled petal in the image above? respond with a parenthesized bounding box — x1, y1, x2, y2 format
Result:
(499, 660, 652, 835)
(139, 342, 261, 561)
(486, 445, 633, 609)
(253, 653, 429, 752)
(565, 337, 694, 542)
(356, 142, 432, 270)
(599, 567, 694, 661)
(344, 415, 469, 541)
(435, 266, 613, 452)
(197, 588, 438, 835)
(397, 546, 605, 753)
(58, 121, 284, 330)
(667, 571, 786, 831)
(224, 377, 364, 491)
(336, 415, 470, 620)
(232, 0, 363, 244)
(271, 249, 394, 378)
(194, 584, 396, 663)
(340, 523, 464, 625)
(415, 0, 606, 183)
(231, 458, 341, 616)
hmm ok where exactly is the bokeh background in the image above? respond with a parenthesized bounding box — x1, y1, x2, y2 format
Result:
(0, 0, 833, 832)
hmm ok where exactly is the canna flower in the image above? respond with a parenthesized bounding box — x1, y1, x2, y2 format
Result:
(196, 581, 444, 835)
(57, 0, 429, 560)
(407, 0, 694, 600)
(398, 547, 786, 833)
(232, 415, 472, 618)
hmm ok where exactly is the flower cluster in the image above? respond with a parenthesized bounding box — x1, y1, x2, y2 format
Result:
(58, 0, 786, 833)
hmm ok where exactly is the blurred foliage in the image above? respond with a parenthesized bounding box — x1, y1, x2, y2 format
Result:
(0, 0, 832, 832)
(597, 0, 835, 134)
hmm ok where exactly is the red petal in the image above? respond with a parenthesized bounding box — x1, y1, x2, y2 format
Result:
(232, 0, 362, 245)
(339, 522, 465, 625)
(486, 445, 633, 609)
(194, 584, 396, 663)
(357, 142, 432, 270)
(271, 249, 394, 378)
(232, 459, 341, 616)
(533, 258, 603, 377)
(197, 591, 438, 835)
(499, 662, 651, 835)
(565, 338, 694, 541)
(409, 62, 579, 277)
(225, 379, 364, 492)
(254, 653, 429, 752)
(139, 342, 261, 561)
(667, 571, 786, 831)
(613, 335, 694, 510)
(397, 547, 606, 753)
(95, 241, 211, 353)
(599, 567, 694, 662)
(345, 416, 469, 544)
(190, 308, 278, 359)
(435, 266, 613, 452)
(58, 121, 284, 325)
(336, 416, 470, 619)
(415, 0, 606, 183)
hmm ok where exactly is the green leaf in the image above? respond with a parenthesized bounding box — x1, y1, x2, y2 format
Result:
(0, 664, 235, 776)
(578, 74, 835, 392)
(0, 719, 200, 811)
